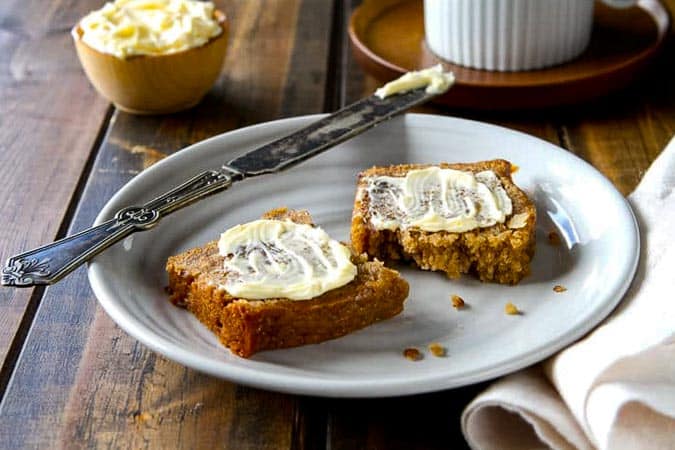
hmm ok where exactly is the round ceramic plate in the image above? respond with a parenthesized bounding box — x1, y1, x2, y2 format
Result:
(88, 114, 639, 397)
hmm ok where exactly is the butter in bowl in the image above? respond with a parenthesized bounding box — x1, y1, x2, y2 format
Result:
(72, 0, 228, 114)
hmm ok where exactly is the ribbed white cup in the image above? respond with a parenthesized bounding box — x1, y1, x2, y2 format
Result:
(424, 0, 632, 71)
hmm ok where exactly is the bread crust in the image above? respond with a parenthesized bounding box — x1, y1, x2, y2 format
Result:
(350, 160, 536, 284)
(166, 208, 409, 357)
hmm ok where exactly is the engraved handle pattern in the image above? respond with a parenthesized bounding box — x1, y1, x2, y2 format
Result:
(2, 169, 236, 287)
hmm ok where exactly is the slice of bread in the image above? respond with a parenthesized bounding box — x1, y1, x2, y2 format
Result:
(350, 160, 536, 284)
(166, 208, 409, 358)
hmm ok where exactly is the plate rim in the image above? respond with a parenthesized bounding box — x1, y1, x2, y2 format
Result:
(88, 113, 640, 397)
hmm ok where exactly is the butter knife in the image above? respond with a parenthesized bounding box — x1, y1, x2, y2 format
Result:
(1, 87, 443, 287)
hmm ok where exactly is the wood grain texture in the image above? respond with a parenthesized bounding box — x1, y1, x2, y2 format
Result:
(0, 1, 333, 448)
(0, 0, 111, 383)
(327, 386, 488, 450)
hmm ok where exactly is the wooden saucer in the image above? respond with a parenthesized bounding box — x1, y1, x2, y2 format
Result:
(349, 0, 669, 109)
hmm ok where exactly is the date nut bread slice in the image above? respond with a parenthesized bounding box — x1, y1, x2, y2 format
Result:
(351, 160, 536, 284)
(167, 208, 409, 358)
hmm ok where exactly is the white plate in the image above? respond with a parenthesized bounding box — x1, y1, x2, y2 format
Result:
(88, 114, 639, 397)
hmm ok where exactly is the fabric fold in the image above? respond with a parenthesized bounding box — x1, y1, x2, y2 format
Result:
(462, 368, 592, 450)
(462, 136, 675, 450)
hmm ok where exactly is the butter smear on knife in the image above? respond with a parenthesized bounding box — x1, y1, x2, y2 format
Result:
(375, 65, 455, 99)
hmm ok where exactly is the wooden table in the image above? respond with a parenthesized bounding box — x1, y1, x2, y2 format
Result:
(0, 1, 672, 448)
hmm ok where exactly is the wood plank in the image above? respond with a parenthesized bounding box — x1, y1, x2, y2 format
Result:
(327, 385, 487, 450)
(0, 0, 110, 381)
(0, 1, 334, 448)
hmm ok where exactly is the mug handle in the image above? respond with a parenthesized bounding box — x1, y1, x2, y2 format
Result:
(601, 0, 638, 8)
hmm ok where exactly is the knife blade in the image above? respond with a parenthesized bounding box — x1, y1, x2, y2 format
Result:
(226, 88, 436, 176)
(1, 87, 442, 287)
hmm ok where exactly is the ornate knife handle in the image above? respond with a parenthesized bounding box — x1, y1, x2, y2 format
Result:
(2, 168, 239, 287)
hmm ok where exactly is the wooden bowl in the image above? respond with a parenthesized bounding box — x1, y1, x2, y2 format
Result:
(72, 10, 228, 115)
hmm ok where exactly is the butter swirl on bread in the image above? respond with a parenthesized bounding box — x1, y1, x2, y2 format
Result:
(364, 167, 512, 233)
(217, 219, 357, 300)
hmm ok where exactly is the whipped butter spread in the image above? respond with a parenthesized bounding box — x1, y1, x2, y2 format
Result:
(79, 0, 222, 58)
(217, 220, 357, 301)
(365, 167, 512, 232)
(375, 64, 455, 99)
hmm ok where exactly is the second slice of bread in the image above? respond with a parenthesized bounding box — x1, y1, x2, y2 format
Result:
(350, 160, 536, 284)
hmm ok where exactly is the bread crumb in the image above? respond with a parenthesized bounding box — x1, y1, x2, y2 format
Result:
(403, 348, 423, 361)
(505, 302, 521, 315)
(428, 343, 446, 357)
(553, 285, 567, 293)
(548, 231, 561, 246)
(451, 294, 465, 309)
(510, 163, 520, 174)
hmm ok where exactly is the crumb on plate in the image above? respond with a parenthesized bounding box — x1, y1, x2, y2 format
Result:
(403, 348, 423, 361)
(451, 294, 465, 309)
(505, 302, 521, 315)
(428, 343, 446, 357)
(553, 284, 567, 293)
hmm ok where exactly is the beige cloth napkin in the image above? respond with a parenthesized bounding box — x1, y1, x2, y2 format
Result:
(462, 136, 675, 450)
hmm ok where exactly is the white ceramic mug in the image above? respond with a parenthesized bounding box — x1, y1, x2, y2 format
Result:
(424, 0, 638, 71)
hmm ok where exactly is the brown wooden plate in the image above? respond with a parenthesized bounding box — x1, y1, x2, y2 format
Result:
(349, 0, 669, 109)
